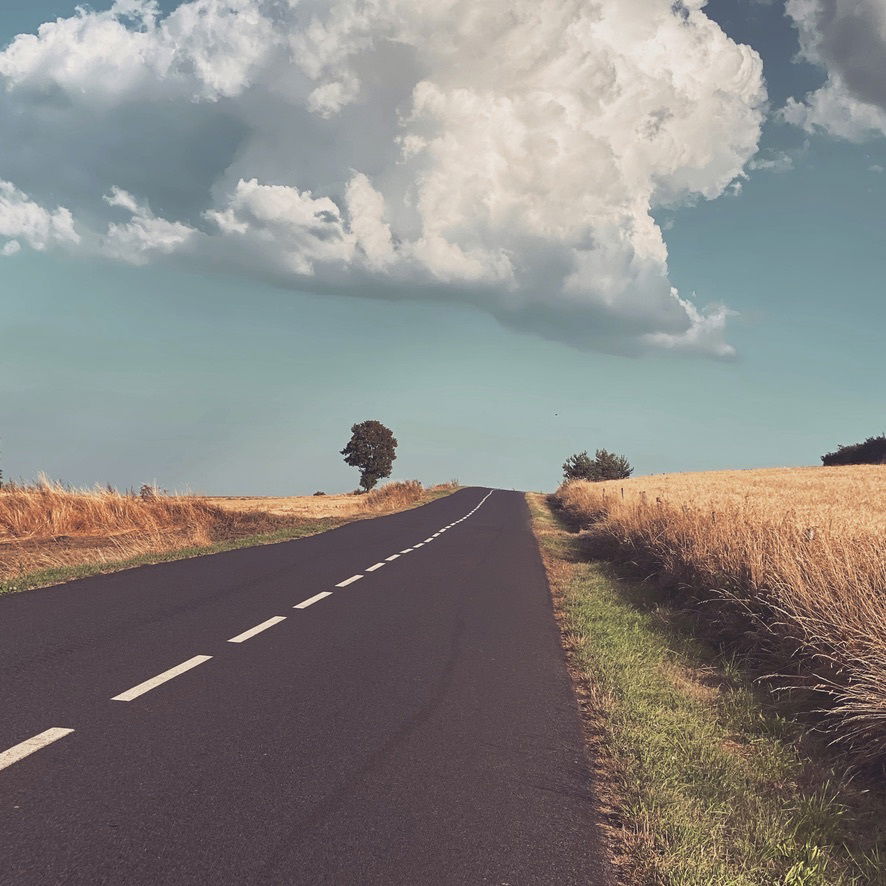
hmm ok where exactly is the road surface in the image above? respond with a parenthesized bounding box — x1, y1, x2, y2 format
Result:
(0, 488, 610, 884)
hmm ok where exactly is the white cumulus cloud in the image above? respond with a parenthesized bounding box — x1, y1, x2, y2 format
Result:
(0, 0, 766, 356)
(0, 180, 79, 252)
(102, 187, 198, 264)
(784, 0, 886, 140)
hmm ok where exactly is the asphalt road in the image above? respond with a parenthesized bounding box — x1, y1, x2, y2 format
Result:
(0, 488, 610, 885)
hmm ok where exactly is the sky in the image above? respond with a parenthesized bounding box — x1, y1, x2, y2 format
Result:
(0, 0, 883, 494)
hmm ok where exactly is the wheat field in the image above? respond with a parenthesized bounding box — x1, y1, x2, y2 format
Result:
(555, 466, 886, 762)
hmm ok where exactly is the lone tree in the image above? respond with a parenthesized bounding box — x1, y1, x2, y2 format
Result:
(562, 448, 632, 482)
(341, 420, 398, 492)
(821, 434, 886, 466)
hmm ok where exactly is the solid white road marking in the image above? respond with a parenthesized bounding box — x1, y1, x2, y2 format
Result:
(366, 563, 385, 572)
(228, 616, 286, 644)
(0, 728, 74, 773)
(336, 575, 363, 587)
(112, 655, 212, 702)
(295, 591, 332, 609)
(385, 554, 400, 561)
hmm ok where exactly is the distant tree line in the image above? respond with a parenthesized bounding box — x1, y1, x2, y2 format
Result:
(821, 434, 886, 466)
(562, 448, 632, 482)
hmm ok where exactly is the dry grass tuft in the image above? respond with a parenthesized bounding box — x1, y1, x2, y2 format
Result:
(554, 466, 886, 764)
(363, 479, 426, 510)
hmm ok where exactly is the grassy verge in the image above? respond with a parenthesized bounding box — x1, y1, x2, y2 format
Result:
(0, 485, 459, 597)
(526, 493, 886, 886)
(0, 519, 344, 596)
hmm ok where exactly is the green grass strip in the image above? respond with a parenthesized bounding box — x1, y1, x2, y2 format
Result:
(527, 494, 885, 886)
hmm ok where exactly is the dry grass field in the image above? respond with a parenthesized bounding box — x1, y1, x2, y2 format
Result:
(210, 479, 445, 519)
(554, 466, 886, 763)
(0, 479, 453, 586)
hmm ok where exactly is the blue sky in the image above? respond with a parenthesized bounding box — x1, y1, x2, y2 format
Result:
(0, 0, 883, 494)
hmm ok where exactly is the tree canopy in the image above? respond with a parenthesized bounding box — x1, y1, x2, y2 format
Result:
(821, 434, 886, 466)
(562, 448, 633, 482)
(341, 420, 398, 491)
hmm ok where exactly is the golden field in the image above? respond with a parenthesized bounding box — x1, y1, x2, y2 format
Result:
(554, 466, 886, 762)
(0, 479, 449, 584)
(209, 479, 445, 519)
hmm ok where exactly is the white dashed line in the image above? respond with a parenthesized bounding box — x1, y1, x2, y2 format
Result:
(111, 655, 212, 702)
(0, 728, 74, 773)
(295, 591, 332, 609)
(228, 616, 286, 644)
(309, 493, 497, 597)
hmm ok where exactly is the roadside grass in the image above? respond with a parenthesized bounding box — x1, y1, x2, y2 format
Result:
(0, 482, 459, 597)
(554, 469, 886, 762)
(526, 493, 886, 886)
(0, 519, 343, 596)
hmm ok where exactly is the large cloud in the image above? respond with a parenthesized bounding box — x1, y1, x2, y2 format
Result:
(784, 0, 886, 140)
(0, 0, 765, 356)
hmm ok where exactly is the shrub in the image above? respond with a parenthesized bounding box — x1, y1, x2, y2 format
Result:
(562, 448, 632, 482)
(822, 434, 886, 466)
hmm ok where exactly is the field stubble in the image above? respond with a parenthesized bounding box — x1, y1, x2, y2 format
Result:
(554, 466, 886, 764)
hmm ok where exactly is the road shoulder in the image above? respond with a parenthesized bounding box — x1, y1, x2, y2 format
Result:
(526, 492, 886, 886)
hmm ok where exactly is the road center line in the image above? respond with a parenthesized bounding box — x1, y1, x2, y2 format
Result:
(413, 543, 425, 548)
(0, 728, 75, 773)
(295, 591, 332, 609)
(385, 554, 400, 561)
(424, 537, 434, 543)
(228, 616, 286, 644)
(399, 548, 413, 554)
(366, 562, 385, 572)
(335, 575, 363, 587)
(111, 655, 212, 702)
